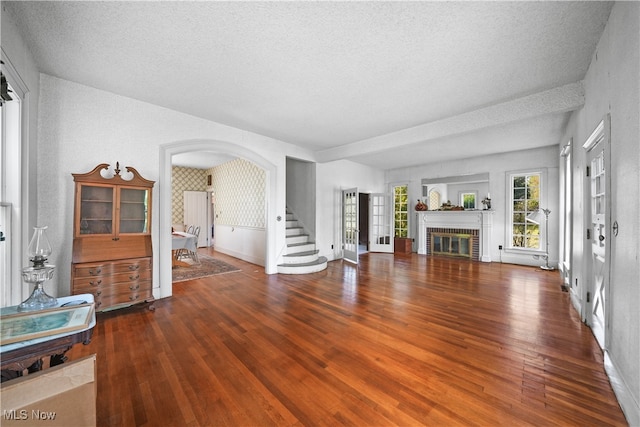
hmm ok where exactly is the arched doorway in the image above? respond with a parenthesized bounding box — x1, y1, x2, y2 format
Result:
(158, 140, 279, 299)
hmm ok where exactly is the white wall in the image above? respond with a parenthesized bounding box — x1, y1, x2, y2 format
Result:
(386, 145, 560, 267)
(561, 2, 639, 423)
(36, 74, 315, 298)
(206, 158, 267, 265)
(214, 225, 266, 266)
(316, 160, 386, 261)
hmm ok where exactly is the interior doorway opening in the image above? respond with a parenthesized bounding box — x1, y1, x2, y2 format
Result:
(159, 140, 278, 300)
(359, 193, 369, 254)
(342, 190, 393, 264)
(171, 154, 267, 260)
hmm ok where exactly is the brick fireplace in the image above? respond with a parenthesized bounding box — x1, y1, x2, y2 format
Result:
(416, 211, 493, 262)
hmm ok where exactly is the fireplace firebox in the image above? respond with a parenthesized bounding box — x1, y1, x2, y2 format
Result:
(427, 228, 479, 261)
(432, 233, 472, 258)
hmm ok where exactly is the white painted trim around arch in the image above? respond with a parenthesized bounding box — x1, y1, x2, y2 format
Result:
(158, 140, 278, 300)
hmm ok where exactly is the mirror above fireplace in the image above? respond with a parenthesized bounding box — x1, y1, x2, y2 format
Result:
(421, 172, 489, 210)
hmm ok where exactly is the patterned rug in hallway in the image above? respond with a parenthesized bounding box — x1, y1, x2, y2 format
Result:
(172, 255, 241, 283)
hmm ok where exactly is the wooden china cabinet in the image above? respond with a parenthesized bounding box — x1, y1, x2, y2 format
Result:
(71, 163, 155, 311)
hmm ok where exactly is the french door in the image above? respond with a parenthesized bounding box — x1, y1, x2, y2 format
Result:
(342, 188, 358, 264)
(369, 193, 393, 253)
(583, 116, 610, 349)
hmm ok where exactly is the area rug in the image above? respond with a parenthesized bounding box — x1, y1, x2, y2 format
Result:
(172, 255, 241, 283)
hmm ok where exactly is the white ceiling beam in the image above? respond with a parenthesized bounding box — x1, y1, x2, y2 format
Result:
(315, 81, 584, 163)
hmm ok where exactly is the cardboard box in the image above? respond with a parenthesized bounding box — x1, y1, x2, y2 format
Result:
(1, 355, 96, 427)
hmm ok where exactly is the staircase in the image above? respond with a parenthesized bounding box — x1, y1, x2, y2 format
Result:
(277, 211, 328, 274)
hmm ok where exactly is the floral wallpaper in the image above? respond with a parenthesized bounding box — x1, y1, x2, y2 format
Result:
(171, 159, 266, 229)
(207, 158, 265, 229)
(171, 166, 207, 224)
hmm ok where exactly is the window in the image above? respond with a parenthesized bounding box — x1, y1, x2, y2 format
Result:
(1, 59, 25, 307)
(460, 192, 477, 209)
(510, 172, 541, 249)
(393, 185, 408, 238)
(428, 190, 441, 210)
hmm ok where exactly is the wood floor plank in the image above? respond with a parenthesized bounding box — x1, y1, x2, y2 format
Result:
(67, 250, 628, 426)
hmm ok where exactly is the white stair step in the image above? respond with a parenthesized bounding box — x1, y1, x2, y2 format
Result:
(281, 210, 326, 275)
(283, 250, 319, 264)
(286, 234, 309, 245)
(277, 257, 328, 274)
(287, 242, 316, 254)
(285, 227, 305, 236)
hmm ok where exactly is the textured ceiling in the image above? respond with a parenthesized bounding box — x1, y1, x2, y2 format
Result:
(4, 1, 613, 169)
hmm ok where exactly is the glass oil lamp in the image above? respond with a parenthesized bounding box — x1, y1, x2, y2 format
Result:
(18, 226, 57, 311)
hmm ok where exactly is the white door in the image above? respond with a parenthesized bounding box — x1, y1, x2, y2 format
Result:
(583, 117, 610, 349)
(369, 193, 394, 253)
(183, 191, 209, 247)
(342, 188, 358, 264)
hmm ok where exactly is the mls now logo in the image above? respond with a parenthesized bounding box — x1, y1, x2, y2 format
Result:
(3, 409, 57, 421)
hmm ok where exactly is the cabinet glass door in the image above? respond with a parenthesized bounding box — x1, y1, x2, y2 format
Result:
(119, 188, 150, 234)
(80, 185, 114, 235)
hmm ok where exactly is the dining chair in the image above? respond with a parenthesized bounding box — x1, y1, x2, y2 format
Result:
(188, 226, 201, 263)
(176, 225, 194, 261)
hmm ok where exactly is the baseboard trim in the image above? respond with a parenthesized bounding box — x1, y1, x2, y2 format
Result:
(605, 351, 640, 426)
(214, 247, 265, 267)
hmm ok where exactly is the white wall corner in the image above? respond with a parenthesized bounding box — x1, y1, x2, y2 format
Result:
(605, 351, 640, 427)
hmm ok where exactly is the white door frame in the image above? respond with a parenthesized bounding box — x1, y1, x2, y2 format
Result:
(1, 50, 29, 307)
(582, 115, 611, 350)
(342, 188, 358, 264)
(560, 140, 573, 292)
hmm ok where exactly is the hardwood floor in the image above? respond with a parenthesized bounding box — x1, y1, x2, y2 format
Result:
(67, 250, 627, 426)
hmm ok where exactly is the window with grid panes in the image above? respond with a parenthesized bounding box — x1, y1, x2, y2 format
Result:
(393, 185, 408, 238)
(510, 173, 541, 249)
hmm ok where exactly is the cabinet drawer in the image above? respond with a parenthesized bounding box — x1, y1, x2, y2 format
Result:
(72, 268, 151, 291)
(111, 268, 152, 284)
(72, 276, 107, 289)
(111, 258, 152, 274)
(94, 287, 153, 311)
(73, 277, 151, 295)
(73, 263, 114, 278)
(108, 279, 151, 295)
(73, 257, 151, 279)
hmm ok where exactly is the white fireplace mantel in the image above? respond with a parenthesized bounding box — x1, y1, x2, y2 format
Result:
(416, 210, 494, 262)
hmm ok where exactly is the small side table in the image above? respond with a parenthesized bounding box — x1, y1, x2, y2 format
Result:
(1, 294, 96, 380)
